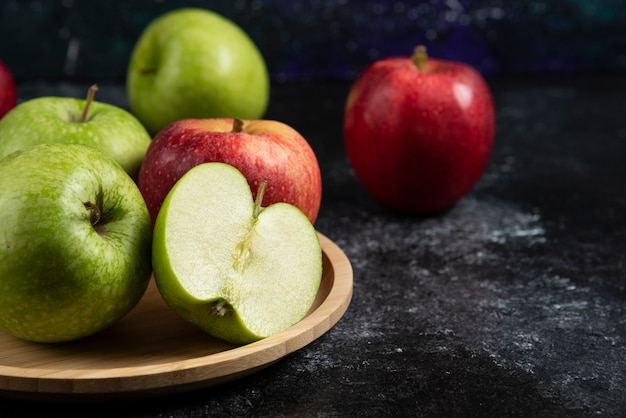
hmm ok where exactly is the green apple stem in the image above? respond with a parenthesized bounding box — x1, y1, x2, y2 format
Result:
(84, 186, 104, 228)
(411, 45, 428, 72)
(253, 181, 268, 219)
(232, 118, 244, 133)
(81, 84, 99, 122)
(84, 201, 101, 226)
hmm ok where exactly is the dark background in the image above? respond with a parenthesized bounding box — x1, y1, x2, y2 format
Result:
(1, 0, 625, 83)
(1, 1, 626, 417)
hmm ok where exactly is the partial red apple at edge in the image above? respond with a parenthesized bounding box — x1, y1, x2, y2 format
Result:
(343, 46, 495, 214)
(0, 60, 18, 119)
(138, 118, 322, 225)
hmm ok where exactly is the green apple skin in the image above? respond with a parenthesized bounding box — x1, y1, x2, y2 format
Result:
(152, 162, 322, 345)
(0, 96, 151, 180)
(127, 8, 270, 135)
(0, 143, 153, 343)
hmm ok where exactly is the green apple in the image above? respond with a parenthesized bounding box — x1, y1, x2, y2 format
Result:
(0, 143, 152, 343)
(152, 162, 322, 344)
(0, 85, 151, 180)
(126, 8, 270, 135)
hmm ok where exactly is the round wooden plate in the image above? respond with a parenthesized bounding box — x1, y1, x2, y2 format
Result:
(0, 233, 352, 402)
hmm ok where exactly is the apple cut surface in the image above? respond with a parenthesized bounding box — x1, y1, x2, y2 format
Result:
(153, 162, 322, 344)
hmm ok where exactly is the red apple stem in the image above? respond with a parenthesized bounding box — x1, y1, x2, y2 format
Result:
(253, 181, 268, 218)
(232, 118, 244, 133)
(411, 45, 428, 72)
(81, 84, 99, 122)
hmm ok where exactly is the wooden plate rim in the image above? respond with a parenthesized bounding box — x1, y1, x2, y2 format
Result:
(0, 232, 353, 399)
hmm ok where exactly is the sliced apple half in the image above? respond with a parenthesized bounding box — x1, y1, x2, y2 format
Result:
(152, 162, 322, 344)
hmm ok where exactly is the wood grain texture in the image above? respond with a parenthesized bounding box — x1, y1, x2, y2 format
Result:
(0, 232, 352, 401)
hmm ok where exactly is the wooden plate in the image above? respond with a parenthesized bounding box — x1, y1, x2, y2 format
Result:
(0, 233, 352, 402)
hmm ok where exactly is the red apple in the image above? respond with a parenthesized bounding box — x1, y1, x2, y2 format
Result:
(0, 60, 17, 119)
(343, 46, 495, 214)
(138, 118, 322, 225)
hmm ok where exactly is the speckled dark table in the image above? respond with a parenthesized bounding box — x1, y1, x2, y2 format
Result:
(3, 76, 626, 417)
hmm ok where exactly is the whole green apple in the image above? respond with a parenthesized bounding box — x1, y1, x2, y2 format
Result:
(153, 162, 322, 345)
(127, 8, 270, 135)
(0, 143, 153, 343)
(0, 85, 151, 180)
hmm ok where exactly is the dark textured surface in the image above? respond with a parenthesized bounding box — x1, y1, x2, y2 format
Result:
(2, 0, 626, 81)
(1, 76, 625, 416)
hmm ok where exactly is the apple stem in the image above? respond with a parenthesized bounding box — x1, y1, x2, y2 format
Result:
(84, 201, 101, 226)
(84, 186, 104, 228)
(253, 181, 268, 219)
(411, 45, 428, 72)
(81, 84, 99, 122)
(232, 118, 244, 133)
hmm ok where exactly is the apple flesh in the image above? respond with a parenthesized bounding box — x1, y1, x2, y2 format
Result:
(139, 117, 322, 225)
(152, 162, 322, 344)
(344, 46, 495, 213)
(127, 8, 270, 135)
(0, 86, 152, 180)
(0, 143, 152, 343)
(0, 60, 17, 119)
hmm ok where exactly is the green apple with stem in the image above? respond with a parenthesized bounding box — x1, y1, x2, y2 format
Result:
(0, 84, 151, 180)
(0, 143, 152, 343)
(126, 8, 270, 135)
(152, 162, 322, 344)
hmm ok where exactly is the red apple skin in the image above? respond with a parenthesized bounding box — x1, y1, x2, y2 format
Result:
(343, 52, 495, 214)
(138, 118, 322, 225)
(0, 60, 17, 119)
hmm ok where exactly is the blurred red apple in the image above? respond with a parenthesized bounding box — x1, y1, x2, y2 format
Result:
(0, 60, 17, 119)
(343, 46, 495, 214)
(139, 118, 322, 225)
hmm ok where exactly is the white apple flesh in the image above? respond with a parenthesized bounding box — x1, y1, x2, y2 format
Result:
(152, 162, 322, 344)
